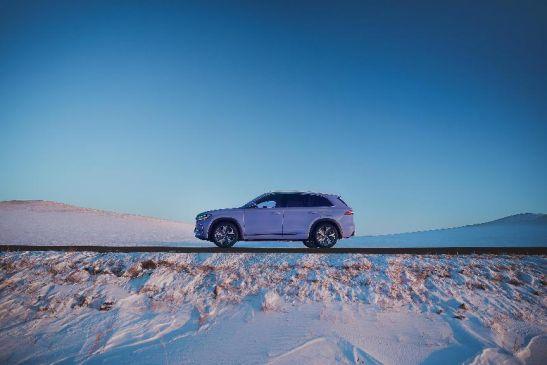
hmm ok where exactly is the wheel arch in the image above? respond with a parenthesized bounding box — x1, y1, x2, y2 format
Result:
(208, 217, 243, 241)
(308, 218, 342, 240)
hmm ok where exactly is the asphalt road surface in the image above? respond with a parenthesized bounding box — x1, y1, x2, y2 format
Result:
(0, 245, 545, 255)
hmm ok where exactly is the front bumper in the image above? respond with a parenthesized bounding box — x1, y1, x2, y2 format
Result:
(194, 219, 213, 240)
(194, 223, 206, 240)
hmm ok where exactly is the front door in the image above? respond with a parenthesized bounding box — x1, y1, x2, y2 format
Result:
(244, 193, 284, 238)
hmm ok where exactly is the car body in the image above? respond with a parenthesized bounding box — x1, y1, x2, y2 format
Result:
(194, 191, 355, 248)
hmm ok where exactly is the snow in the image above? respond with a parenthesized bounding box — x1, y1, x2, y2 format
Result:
(345, 213, 547, 248)
(1, 200, 545, 363)
(0, 251, 545, 364)
(0, 200, 196, 246)
(1, 200, 546, 248)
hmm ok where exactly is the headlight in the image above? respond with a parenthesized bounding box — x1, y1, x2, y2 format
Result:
(196, 213, 211, 221)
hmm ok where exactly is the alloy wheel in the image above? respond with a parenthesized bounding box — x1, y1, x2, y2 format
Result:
(213, 223, 238, 247)
(315, 224, 337, 248)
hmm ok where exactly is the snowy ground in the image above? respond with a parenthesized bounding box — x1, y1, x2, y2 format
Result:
(1, 200, 546, 248)
(0, 251, 545, 364)
(1, 200, 545, 363)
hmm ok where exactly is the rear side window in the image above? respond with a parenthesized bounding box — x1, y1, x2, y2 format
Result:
(307, 195, 333, 207)
(284, 193, 307, 207)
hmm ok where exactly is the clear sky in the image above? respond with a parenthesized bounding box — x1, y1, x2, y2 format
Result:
(1, 1, 546, 234)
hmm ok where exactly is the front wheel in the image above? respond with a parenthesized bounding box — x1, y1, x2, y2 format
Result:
(212, 222, 239, 248)
(312, 222, 338, 248)
(303, 240, 316, 248)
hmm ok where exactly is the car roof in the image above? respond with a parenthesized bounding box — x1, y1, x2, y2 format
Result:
(268, 191, 337, 197)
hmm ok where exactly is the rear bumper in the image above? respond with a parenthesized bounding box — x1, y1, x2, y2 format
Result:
(339, 217, 355, 239)
(341, 228, 355, 239)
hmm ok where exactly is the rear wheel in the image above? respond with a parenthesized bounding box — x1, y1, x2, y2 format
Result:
(303, 240, 316, 248)
(212, 221, 239, 248)
(312, 222, 338, 248)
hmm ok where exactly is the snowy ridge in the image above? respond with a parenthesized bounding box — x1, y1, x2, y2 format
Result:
(0, 200, 196, 246)
(479, 212, 547, 225)
(347, 213, 547, 248)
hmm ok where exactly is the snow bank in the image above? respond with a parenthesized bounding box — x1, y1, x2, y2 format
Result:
(0, 251, 544, 364)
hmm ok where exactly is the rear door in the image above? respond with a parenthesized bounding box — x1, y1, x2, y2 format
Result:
(282, 194, 335, 238)
(281, 193, 316, 238)
(243, 193, 284, 237)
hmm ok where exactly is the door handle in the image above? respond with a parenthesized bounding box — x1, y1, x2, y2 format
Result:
(309, 211, 319, 214)
(271, 212, 282, 215)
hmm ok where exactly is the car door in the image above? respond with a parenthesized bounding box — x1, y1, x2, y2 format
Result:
(283, 194, 335, 239)
(281, 193, 317, 239)
(243, 193, 284, 238)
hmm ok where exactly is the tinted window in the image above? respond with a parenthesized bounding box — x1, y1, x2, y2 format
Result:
(336, 196, 349, 207)
(255, 194, 283, 208)
(284, 193, 307, 208)
(307, 195, 332, 207)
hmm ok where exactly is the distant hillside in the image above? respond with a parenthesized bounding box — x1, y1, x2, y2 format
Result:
(0, 200, 196, 246)
(347, 213, 547, 248)
(478, 213, 547, 226)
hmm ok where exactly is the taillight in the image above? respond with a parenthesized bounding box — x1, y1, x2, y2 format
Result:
(344, 210, 354, 215)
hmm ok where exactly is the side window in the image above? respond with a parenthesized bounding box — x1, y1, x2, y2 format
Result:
(307, 195, 332, 207)
(255, 194, 280, 209)
(285, 193, 307, 208)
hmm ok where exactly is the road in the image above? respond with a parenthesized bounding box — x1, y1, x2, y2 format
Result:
(0, 245, 545, 255)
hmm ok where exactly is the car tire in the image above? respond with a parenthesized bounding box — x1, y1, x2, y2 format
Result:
(212, 221, 239, 248)
(303, 240, 317, 248)
(312, 222, 338, 248)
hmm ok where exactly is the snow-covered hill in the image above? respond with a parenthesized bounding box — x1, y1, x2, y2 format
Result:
(346, 213, 547, 248)
(0, 200, 196, 246)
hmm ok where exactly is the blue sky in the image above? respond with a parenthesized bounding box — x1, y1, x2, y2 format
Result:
(1, 1, 546, 234)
